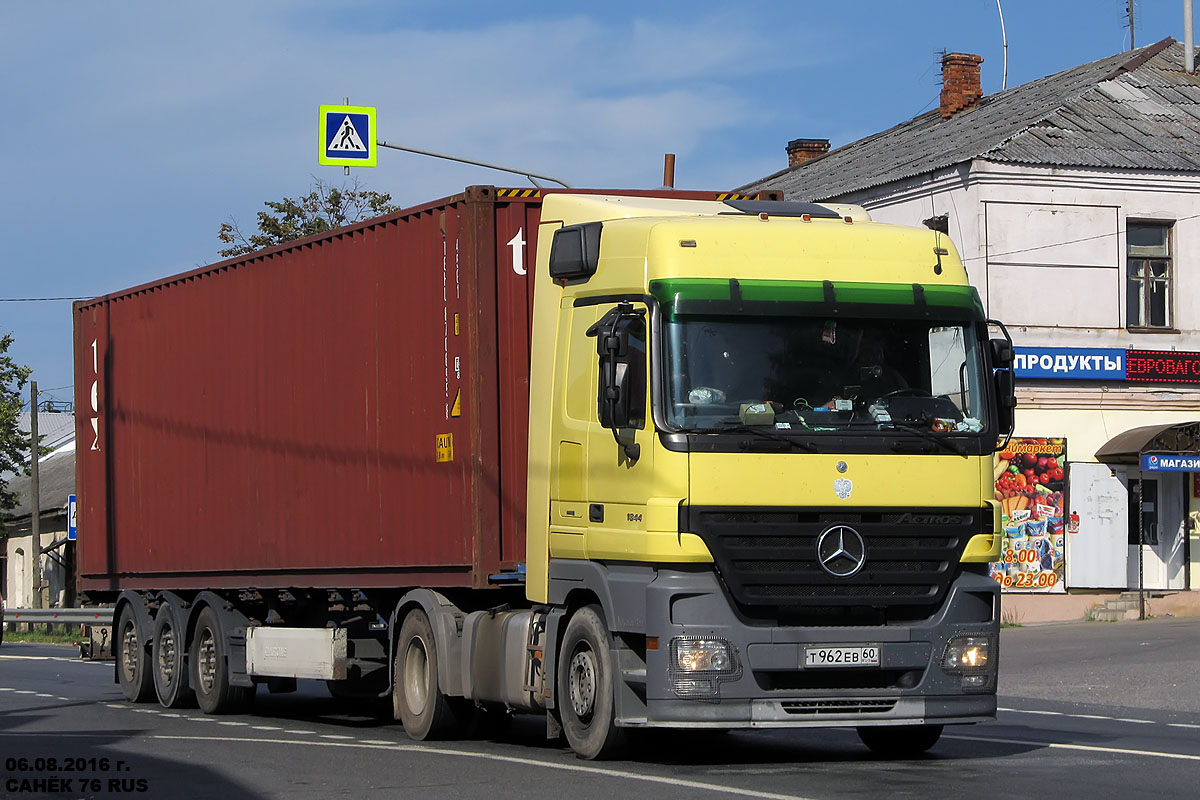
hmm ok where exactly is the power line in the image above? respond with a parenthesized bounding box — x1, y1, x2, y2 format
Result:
(0, 296, 91, 302)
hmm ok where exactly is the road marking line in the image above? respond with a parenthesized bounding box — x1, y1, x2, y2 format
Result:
(946, 733, 1200, 762)
(218, 721, 249, 727)
(285, 730, 316, 735)
(14, 690, 36, 694)
(189, 717, 217, 722)
(1000, 707, 1156, 725)
(1168, 723, 1200, 729)
(360, 739, 394, 745)
(35, 693, 54, 698)
(0, 655, 109, 664)
(146, 735, 816, 800)
(320, 734, 354, 740)
(105, 703, 124, 708)
(251, 726, 282, 731)
(0, 687, 12, 691)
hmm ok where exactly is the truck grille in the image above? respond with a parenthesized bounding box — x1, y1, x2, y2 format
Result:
(685, 507, 980, 615)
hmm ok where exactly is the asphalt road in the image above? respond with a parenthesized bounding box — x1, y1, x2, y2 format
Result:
(1, 619, 1198, 800)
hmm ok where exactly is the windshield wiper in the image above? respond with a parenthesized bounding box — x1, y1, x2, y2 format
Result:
(887, 422, 968, 457)
(712, 423, 819, 452)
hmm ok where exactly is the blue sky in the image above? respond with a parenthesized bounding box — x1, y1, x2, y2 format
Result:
(1, 0, 1191, 404)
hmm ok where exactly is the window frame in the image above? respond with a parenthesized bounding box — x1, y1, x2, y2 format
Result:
(1125, 218, 1176, 332)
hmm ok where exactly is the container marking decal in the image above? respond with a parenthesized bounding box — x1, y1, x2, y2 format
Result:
(508, 228, 527, 276)
(451, 389, 462, 418)
(496, 188, 541, 198)
(833, 478, 853, 499)
(436, 433, 454, 463)
(89, 338, 101, 451)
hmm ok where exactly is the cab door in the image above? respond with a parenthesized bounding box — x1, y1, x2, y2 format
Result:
(581, 300, 659, 560)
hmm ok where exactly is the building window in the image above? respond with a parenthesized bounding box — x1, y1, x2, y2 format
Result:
(1126, 222, 1172, 329)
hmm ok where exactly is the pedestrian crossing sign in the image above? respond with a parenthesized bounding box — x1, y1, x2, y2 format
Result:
(319, 104, 377, 167)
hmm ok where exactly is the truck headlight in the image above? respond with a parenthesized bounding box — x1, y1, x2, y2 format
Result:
(942, 635, 994, 690)
(668, 637, 741, 699)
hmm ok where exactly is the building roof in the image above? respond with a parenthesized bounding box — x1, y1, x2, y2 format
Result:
(740, 39, 1200, 201)
(4, 448, 75, 521)
(1, 411, 75, 485)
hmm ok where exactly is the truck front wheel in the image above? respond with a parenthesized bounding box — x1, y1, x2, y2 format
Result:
(558, 605, 624, 759)
(857, 724, 943, 757)
(190, 607, 253, 714)
(115, 604, 154, 703)
(393, 609, 456, 740)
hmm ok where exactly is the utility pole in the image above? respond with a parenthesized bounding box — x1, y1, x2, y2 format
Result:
(1128, 0, 1136, 50)
(29, 382, 42, 608)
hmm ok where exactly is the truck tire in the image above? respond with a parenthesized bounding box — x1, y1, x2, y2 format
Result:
(115, 604, 155, 703)
(856, 724, 943, 758)
(558, 605, 624, 759)
(151, 603, 194, 708)
(393, 609, 456, 740)
(190, 606, 253, 714)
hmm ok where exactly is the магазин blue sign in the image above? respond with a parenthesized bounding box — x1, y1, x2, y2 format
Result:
(1141, 453, 1200, 472)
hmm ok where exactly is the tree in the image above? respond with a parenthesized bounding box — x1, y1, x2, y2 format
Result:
(0, 333, 33, 516)
(217, 178, 401, 258)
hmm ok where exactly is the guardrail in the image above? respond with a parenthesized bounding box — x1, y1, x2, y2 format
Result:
(3, 608, 114, 626)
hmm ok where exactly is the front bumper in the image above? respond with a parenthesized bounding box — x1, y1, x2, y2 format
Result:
(628, 566, 999, 728)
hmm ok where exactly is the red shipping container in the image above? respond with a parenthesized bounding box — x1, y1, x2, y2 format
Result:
(75, 186, 543, 593)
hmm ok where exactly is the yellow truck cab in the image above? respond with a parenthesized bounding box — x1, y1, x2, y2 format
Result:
(527, 194, 1013, 758)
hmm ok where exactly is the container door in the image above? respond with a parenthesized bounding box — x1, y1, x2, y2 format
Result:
(1065, 462, 1128, 588)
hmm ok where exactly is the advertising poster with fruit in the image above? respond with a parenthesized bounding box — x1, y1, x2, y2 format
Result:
(991, 438, 1067, 593)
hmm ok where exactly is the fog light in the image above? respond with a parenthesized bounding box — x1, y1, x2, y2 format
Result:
(942, 635, 992, 673)
(668, 637, 741, 699)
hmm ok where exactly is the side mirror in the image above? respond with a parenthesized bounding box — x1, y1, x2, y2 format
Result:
(586, 304, 646, 431)
(989, 337, 1016, 441)
(989, 338, 1013, 370)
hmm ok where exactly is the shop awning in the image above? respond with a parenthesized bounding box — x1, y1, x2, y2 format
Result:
(1094, 421, 1200, 463)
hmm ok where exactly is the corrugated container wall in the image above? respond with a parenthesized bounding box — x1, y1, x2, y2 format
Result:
(74, 186, 541, 593)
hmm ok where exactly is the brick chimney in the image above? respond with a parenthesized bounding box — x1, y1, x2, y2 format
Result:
(786, 138, 830, 167)
(940, 52, 984, 118)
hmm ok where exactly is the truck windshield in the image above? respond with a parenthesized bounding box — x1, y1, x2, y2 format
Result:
(663, 314, 989, 435)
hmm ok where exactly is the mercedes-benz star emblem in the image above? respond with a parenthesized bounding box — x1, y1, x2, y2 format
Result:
(816, 525, 867, 577)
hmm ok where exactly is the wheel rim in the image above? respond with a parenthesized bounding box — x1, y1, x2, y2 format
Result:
(568, 646, 598, 721)
(158, 624, 177, 687)
(196, 629, 217, 693)
(402, 635, 430, 716)
(120, 619, 139, 683)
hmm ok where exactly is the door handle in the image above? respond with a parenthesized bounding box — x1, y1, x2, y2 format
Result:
(589, 504, 604, 523)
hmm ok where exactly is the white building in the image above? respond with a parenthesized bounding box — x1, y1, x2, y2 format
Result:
(742, 39, 1200, 607)
(2, 412, 76, 609)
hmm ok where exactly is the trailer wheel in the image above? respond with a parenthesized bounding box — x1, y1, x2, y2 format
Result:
(558, 605, 624, 759)
(115, 604, 154, 703)
(190, 607, 253, 714)
(393, 609, 456, 740)
(151, 603, 194, 708)
(856, 724, 944, 758)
